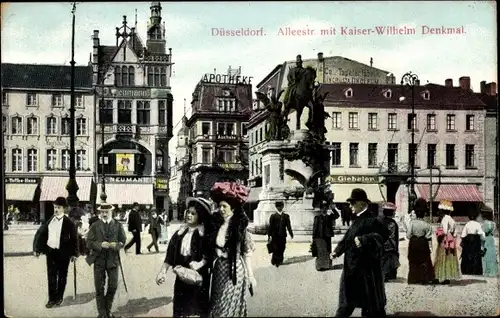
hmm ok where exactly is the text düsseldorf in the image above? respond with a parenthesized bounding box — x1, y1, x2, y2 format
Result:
(212, 28, 265, 36)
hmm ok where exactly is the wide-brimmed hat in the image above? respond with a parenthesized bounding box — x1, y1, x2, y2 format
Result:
(97, 203, 115, 213)
(275, 201, 285, 208)
(186, 197, 212, 218)
(438, 199, 454, 212)
(210, 182, 249, 205)
(346, 188, 371, 203)
(54, 197, 67, 207)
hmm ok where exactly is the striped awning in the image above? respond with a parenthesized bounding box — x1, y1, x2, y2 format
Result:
(6, 183, 38, 201)
(416, 184, 483, 202)
(40, 176, 94, 201)
(97, 183, 154, 205)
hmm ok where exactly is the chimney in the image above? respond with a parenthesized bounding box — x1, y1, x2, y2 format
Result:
(486, 82, 497, 96)
(317, 52, 324, 61)
(370, 57, 373, 67)
(445, 78, 453, 87)
(480, 81, 487, 93)
(459, 76, 471, 90)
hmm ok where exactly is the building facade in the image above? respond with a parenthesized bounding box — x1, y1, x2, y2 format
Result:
(2, 63, 95, 221)
(92, 2, 174, 211)
(180, 67, 252, 207)
(476, 81, 498, 215)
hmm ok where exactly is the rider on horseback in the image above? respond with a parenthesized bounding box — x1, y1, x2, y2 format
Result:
(283, 54, 305, 108)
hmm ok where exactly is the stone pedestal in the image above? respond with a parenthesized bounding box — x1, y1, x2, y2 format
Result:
(249, 132, 322, 235)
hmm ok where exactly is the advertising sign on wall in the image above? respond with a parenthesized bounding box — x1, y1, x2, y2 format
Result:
(116, 154, 135, 174)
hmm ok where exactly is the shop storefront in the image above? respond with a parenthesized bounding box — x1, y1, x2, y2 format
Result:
(327, 174, 386, 211)
(39, 176, 95, 221)
(5, 177, 41, 222)
(96, 176, 154, 207)
(154, 176, 171, 218)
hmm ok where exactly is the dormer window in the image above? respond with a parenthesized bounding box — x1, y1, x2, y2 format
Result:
(217, 98, 236, 112)
(384, 89, 392, 98)
(345, 88, 353, 98)
(422, 90, 430, 100)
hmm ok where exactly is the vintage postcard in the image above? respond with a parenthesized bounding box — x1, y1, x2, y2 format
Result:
(1, 1, 498, 317)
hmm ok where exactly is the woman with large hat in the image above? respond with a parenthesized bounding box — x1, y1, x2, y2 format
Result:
(380, 202, 400, 282)
(406, 198, 435, 284)
(208, 181, 256, 317)
(155, 196, 212, 317)
(433, 199, 461, 284)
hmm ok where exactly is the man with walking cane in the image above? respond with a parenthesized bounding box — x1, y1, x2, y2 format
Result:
(86, 203, 127, 318)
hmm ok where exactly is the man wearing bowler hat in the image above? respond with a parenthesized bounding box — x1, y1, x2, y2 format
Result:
(86, 203, 127, 318)
(268, 201, 294, 267)
(330, 188, 389, 317)
(33, 196, 78, 308)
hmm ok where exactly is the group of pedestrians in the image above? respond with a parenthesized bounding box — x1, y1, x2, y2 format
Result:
(406, 198, 498, 285)
(155, 181, 256, 318)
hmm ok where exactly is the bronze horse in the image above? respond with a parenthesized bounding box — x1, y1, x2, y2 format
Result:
(282, 66, 317, 130)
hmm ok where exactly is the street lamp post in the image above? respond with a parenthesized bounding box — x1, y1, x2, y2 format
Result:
(66, 2, 80, 208)
(401, 72, 419, 214)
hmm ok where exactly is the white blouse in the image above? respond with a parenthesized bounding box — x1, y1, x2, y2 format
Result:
(216, 216, 232, 258)
(461, 220, 486, 239)
(441, 214, 457, 236)
(179, 225, 204, 257)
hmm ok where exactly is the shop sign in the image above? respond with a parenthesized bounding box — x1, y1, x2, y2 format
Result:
(201, 73, 253, 85)
(103, 87, 151, 99)
(155, 178, 168, 191)
(104, 176, 152, 183)
(327, 175, 379, 184)
(6, 177, 39, 183)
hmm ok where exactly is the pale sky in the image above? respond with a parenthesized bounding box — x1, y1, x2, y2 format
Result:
(1, 1, 497, 158)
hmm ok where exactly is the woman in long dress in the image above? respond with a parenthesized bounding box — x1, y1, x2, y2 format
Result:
(481, 210, 498, 277)
(312, 200, 334, 271)
(208, 182, 256, 317)
(433, 200, 461, 284)
(407, 198, 435, 284)
(155, 197, 212, 318)
(381, 202, 400, 282)
(460, 209, 486, 275)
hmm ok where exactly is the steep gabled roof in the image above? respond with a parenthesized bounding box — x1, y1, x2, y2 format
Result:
(1, 63, 93, 89)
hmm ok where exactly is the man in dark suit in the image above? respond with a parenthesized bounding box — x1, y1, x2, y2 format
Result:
(86, 203, 127, 318)
(124, 202, 143, 254)
(330, 188, 389, 317)
(33, 197, 78, 308)
(145, 208, 164, 253)
(268, 201, 294, 267)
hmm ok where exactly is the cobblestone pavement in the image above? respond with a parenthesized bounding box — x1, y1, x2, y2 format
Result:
(4, 229, 499, 317)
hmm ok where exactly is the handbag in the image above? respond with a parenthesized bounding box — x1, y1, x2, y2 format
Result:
(173, 265, 203, 286)
(266, 240, 274, 254)
(311, 241, 318, 257)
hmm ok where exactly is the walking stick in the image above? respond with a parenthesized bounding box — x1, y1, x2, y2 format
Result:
(73, 261, 77, 299)
(117, 251, 128, 292)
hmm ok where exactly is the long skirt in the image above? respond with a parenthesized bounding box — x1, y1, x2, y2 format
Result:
(173, 256, 210, 318)
(433, 237, 460, 282)
(314, 238, 332, 271)
(210, 255, 250, 317)
(407, 236, 435, 284)
(270, 236, 286, 266)
(460, 234, 483, 275)
(382, 251, 400, 281)
(482, 234, 499, 277)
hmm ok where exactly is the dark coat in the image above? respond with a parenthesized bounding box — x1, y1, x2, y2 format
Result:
(268, 212, 293, 239)
(313, 213, 335, 238)
(86, 219, 127, 268)
(127, 209, 143, 232)
(334, 209, 389, 312)
(89, 215, 100, 227)
(33, 215, 78, 258)
(145, 215, 164, 234)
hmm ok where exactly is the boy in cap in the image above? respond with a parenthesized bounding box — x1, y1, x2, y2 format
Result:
(268, 201, 294, 267)
(33, 196, 78, 308)
(86, 203, 127, 318)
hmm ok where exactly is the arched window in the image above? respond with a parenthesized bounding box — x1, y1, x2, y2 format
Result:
(121, 66, 128, 86)
(128, 66, 135, 86)
(156, 149, 164, 173)
(160, 67, 167, 87)
(114, 66, 122, 86)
